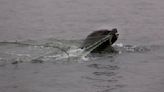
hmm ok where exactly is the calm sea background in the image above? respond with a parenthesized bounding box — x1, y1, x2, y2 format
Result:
(0, 0, 164, 92)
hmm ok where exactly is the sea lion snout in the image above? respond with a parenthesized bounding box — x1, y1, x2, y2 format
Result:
(109, 28, 118, 35)
(111, 28, 117, 33)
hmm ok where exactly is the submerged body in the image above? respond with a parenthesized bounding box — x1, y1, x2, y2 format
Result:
(81, 28, 119, 53)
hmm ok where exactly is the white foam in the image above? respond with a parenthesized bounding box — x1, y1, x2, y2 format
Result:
(114, 43, 124, 47)
(81, 56, 89, 61)
(67, 48, 84, 57)
(46, 48, 85, 60)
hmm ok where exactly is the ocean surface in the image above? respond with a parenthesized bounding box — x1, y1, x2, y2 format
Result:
(0, 0, 164, 92)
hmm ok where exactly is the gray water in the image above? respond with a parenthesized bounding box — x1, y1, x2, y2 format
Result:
(0, 0, 164, 92)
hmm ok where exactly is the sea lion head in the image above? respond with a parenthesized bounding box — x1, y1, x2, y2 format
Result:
(109, 28, 119, 44)
(81, 28, 119, 53)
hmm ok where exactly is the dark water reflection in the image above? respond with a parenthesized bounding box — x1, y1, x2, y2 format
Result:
(83, 54, 126, 92)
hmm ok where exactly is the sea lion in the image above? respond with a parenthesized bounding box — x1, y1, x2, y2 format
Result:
(81, 28, 119, 53)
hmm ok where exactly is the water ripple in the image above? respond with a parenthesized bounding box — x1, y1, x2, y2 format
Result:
(0, 40, 162, 65)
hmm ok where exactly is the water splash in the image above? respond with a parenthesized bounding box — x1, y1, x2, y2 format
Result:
(44, 48, 86, 61)
(0, 40, 157, 66)
(114, 43, 151, 54)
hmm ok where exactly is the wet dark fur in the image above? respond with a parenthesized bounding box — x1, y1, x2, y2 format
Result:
(81, 28, 118, 53)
